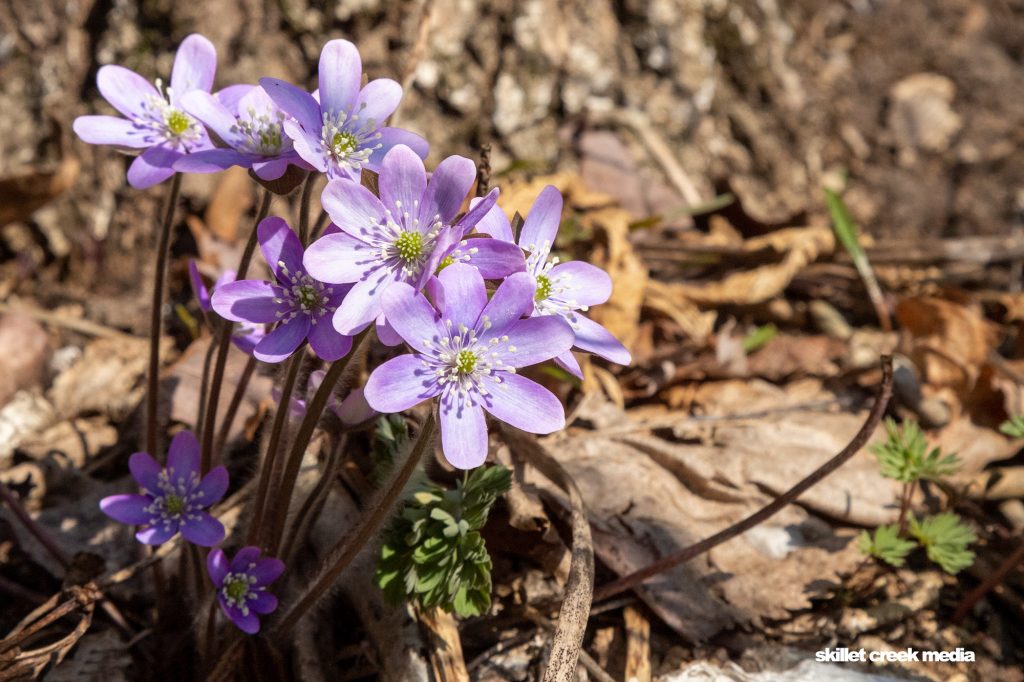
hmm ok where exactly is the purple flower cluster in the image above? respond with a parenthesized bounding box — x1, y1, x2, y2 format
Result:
(85, 33, 633, 634)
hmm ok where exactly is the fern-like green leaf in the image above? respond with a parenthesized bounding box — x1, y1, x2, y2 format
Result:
(909, 513, 976, 574)
(857, 524, 916, 568)
(870, 418, 959, 483)
(1000, 415, 1024, 438)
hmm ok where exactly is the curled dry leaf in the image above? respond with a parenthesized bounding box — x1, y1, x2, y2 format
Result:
(0, 157, 80, 228)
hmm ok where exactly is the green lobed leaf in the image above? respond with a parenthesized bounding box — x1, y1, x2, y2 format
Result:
(909, 513, 977, 574)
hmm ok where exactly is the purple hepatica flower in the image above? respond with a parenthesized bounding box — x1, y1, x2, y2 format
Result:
(174, 85, 308, 180)
(364, 264, 574, 469)
(260, 39, 428, 181)
(475, 185, 631, 378)
(189, 261, 267, 354)
(304, 144, 502, 336)
(211, 217, 352, 363)
(208, 546, 284, 634)
(73, 34, 217, 189)
(99, 431, 227, 546)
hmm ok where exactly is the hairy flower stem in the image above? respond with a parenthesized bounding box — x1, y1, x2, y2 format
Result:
(281, 434, 347, 563)
(273, 411, 436, 636)
(212, 354, 257, 456)
(265, 330, 371, 554)
(194, 332, 218, 442)
(146, 172, 182, 458)
(247, 351, 305, 547)
(199, 188, 272, 473)
(297, 172, 316, 246)
(896, 480, 916, 535)
(311, 210, 331, 241)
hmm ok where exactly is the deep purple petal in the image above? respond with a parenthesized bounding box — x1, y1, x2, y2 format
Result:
(332, 269, 400, 335)
(174, 148, 252, 174)
(167, 430, 201, 480)
(127, 146, 180, 189)
(136, 523, 178, 545)
(170, 34, 217, 104)
(250, 557, 286, 586)
(369, 127, 429, 166)
(73, 115, 152, 149)
(375, 315, 403, 346)
(252, 156, 292, 180)
(502, 315, 574, 367)
(207, 548, 230, 585)
(180, 90, 238, 145)
(96, 65, 159, 118)
(571, 315, 631, 365)
(555, 350, 584, 379)
(230, 547, 262, 573)
(250, 592, 278, 615)
(438, 396, 488, 469)
(364, 355, 441, 413)
(380, 283, 444, 354)
(257, 217, 304, 282)
(181, 512, 225, 547)
(548, 261, 612, 307)
(223, 603, 260, 634)
(128, 452, 162, 494)
(211, 279, 288, 323)
(308, 319, 352, 361)
(100, 494, 153, 525)
(260, 78, 322, 132)
(518, 185, 563, 252)
(436, 263, 486, 331)
(481, 373, 564, 434)
(477, 272, 535, 337)
(254, 316, 310, 363)
(195, 466, 229, 505)
(378, 145, 427, 218)
(461, 238, 526, 279)
(304, 230, 378, 284)
(189, 261, 212, 312)
(319, 39, 362, 116)
(420, 155, 475, 224)
(356, 78, 402, 124)
(472, 201, 514, 242)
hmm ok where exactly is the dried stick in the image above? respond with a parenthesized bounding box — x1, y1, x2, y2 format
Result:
(952, 540, 1024, 624)
(592, 355, 894, 603)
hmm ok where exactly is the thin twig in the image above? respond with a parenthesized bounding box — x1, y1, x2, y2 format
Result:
(146, 172, 182, 457)
(592, 355, 894, 603)
(0, 481, 70, 567)
(952, 539, 1024, 623)
(0, 302, 140, 340)
(212, 353, 258, 455)
(297, 172, 316, 246)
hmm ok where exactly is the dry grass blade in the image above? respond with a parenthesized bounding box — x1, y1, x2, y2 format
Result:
(502, 426, 594, 682)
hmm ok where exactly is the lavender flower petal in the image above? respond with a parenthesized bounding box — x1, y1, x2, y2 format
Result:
(472, 200, 514, 242)
(136, 524, 178, 546)
(364, 355, 441, 413)
(96, 65, 159, 118)
(214, 84, 254, 113)
(180, 90, 237, 143)
(355, 78, 402, 123)
(369, 127, 429, 165)
(555, 350, 584, 380)
(518, 185, 562, 253)
(254, 316, 311, 363)
(548, 261, 612, 307)
(170, 34, 217, 106)
(72, 116, 152, 148)
(99, 494, 153, 525)
(207, 548, 230, 585)
(482, 373, 565, 434)
(335, 387, 378, 426)
(252, 157, 293, 180)
(250, 592, 279, 615)
(226, 606, 261, 634)
(211, 280, 287, 323)
(331, 268, 401, 335)
(454, 187, 500, 234)
(456, 237, 526, 279)
(195, 465, 229, 504)
(127, 146, 180, 189)
(128, 452, 162, 495)
(420, 155, 476, 224)
(439, 395, 488, 469)
(436, 263, 486, 330)
(229, 547, 262, 572)
(319, 39, 362, 116)
(282, 120, 329, 173)
(378, 145, 427, 217)
(380, 283, 444, 353)
(258, 217, 305, 283)
(500, 316, 574, 367)
(260, 77, 322, 132)
(167, 430, 201, 480)
(571, 315, 632, 365)
(250, 557, 286, 586)
(476, 272, 535, 337)
(307, 318, 352, 362)
(303, 230, 377, 284)
(173, 148, 251, 174)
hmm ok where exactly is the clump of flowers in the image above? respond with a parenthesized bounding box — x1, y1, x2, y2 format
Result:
(79, 31, 630, 645)
(99, 431, 227, 546)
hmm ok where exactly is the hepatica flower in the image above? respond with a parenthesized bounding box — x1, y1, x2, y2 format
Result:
(208, 547, 284, 634)
(304, 144, 502, 336)
(73, 34, 217, 188)
(99, 431, 227, 546)
(260, 39, 427, 180)
(476, 185, 631, 377)
(211, 217, 352, 363)
(174, 85, 307, 180)
(364, 264, 574, 469)
(188, 261, 266, 354)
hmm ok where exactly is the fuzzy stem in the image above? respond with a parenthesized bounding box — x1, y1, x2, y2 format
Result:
(212, 353, 257, 456)
(145, 172, 182, 458)
(297, 172, 316, 246)
(896, 480, 916, 535)
(273, 411, 436, 636)
(0, 481, 70, 567)
(265, 330, 371, 554)
(199, 189, 272, 473)
(248, 351, 305, 547)
(281, 434, 347, 563)
(194, 332, 218, 442)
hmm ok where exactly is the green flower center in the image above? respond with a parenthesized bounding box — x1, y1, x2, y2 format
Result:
(225, 578, 249, 602)
(164, 494, 185, 515)
(455, 350, 477, 374)
(260, 129, 282, 150)
(331, 131, 358, 156)
(166, 109, 191, 136)
(535, 274, 553, 301)
(296, 285, 320, 309)
(436, 255, 455, 273)
(394, 232, 423, 262)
